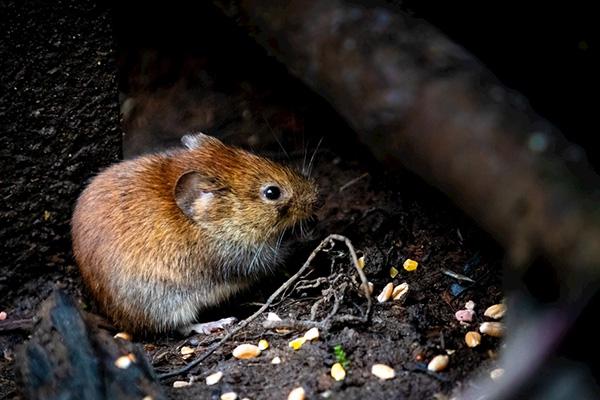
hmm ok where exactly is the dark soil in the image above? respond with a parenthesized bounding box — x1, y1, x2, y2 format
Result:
(1, 1, 120, 397)
(0, 1, 506, 399)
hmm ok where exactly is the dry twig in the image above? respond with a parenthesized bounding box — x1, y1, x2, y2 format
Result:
(157, 233, 371, 379)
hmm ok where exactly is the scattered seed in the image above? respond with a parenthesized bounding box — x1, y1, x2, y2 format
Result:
(465, 331, 482, 348)
(331, 362, 346, 381)
(484, 304, 507, 319)
(289, 337, 307, 350)
(392, 282, 409, 301)
(172, 380, 190, 388)
(403, 259, 418, 271)
(357, 256, 365, 269)
(445, 349, 455, 355)
(441, 268, 475, 283)
(377, 282, 394, 303)
(479, 322, 504, 337)
(142, 396, 153, 400)
(455, 309, 475, 322)
(359, 281, 374, 296)
(267, 312, 282, 322)
(371, 364, 395, 380)
(490, 368, 505, 380)
(232, 344, 262, 359)
(287, 387, 305, 400)
(205, 371, 223, 385)
(114, 355, 132, 369)
(389, 266, 399, 278)
(221, 392, 238, 400)
(257, 339, 269, 351)
(180, 346, 195, 356)
(43, 210, 52, 221)
(304, 327, 320, 341)
(271, 356, 282, 364)
(113, 332, 132, 341)
(427, 355, 449, 372)
(0, 311, 7, 321)
(465, 300, 476, 311)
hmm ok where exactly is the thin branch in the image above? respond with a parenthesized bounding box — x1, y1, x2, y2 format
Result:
(157, 233, 371, 380)
(0, 318, 34, 332)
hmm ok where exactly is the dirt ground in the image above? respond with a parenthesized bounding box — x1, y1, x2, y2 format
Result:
(2, 1, 508, 399)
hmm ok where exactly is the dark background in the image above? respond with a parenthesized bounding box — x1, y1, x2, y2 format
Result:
(112, 0, 598, 168)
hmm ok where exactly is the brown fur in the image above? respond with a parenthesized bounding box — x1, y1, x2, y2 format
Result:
(71, 133, 318, 334)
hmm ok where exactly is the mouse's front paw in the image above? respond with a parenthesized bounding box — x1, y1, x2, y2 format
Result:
(179, 316, 238, 336)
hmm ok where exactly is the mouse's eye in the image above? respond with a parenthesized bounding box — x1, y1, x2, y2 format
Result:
(262, 185, 281, 201)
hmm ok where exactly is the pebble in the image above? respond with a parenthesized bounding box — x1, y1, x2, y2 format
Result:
(0, 311, 7, 321)
(455, 309, 475, 322)
(271, 356, 282, 364)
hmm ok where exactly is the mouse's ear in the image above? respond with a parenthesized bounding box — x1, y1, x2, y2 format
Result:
(181, 132, 223, 150)
(174, 171, 224, 220)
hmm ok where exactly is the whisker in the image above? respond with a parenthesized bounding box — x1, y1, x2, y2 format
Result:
(307, 136, 324, 178)
(274, 230, 285, 265)
(249, 226, 276, 272)
(262, 114, 290, 160)
(302, 142, 308, 176)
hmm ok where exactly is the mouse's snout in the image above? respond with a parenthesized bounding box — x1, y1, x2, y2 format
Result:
(293, 179, 320, 221)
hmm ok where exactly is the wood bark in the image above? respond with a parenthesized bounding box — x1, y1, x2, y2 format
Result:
(15, 291, 165, 400)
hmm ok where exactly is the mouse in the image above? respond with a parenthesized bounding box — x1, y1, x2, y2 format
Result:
(71, 132, 318, 334)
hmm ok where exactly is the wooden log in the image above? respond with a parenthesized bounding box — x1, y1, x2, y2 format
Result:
(15, 291, 165, 400)
(213, 0, 600, 301)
